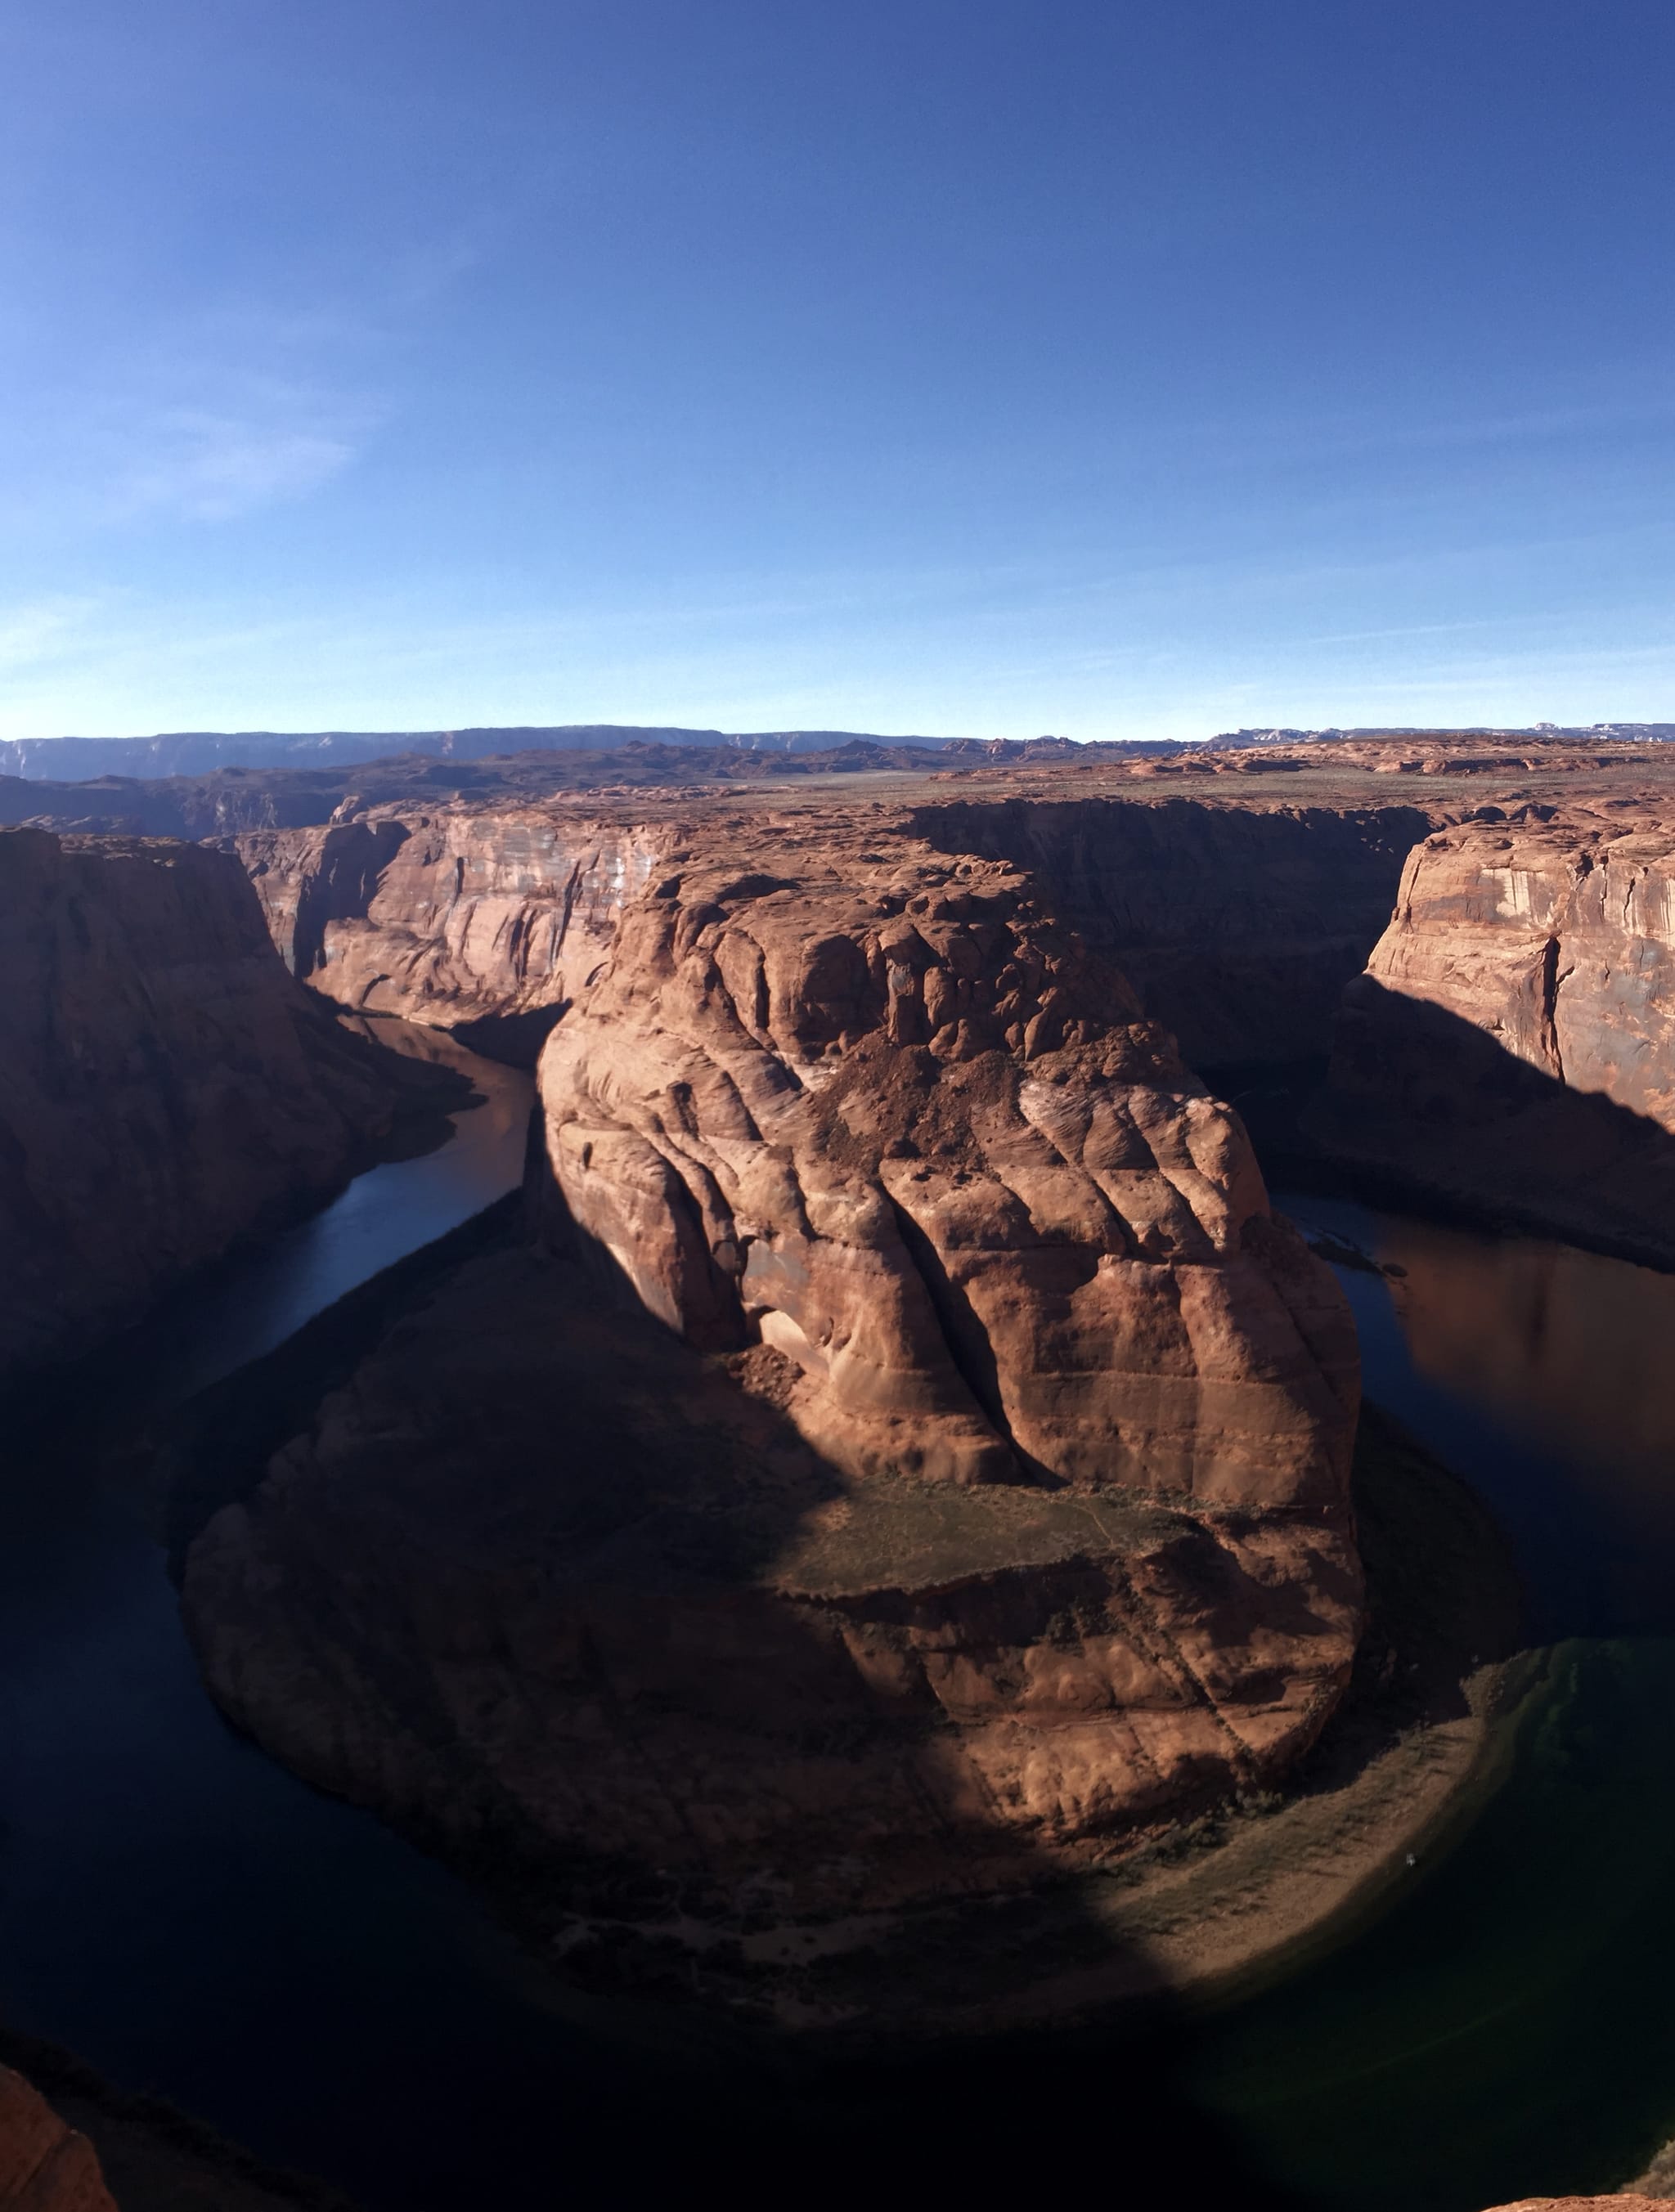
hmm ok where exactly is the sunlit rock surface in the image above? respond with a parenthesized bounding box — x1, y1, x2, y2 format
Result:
(1323, 815, 1675, 1261)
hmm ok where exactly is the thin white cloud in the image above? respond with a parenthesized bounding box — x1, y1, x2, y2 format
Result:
(109, 408, 357, 523)
(0, 595, 98, 670)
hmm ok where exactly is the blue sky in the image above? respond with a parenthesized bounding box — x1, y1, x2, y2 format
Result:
(2, 0, 1673, 741)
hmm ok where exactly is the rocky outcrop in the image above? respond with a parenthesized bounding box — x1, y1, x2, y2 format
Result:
(182, 808, 1363, 2008)
(907, 794, 1439, 1067)
(182, 1232, 1363, 1980)
(1484, 2200, 1675, 2210)
(0, 2067, 115, 2211)
(0, 827, 451, 1381)
(235, 809, 666, 1060)
(1321, 817, 1675, 1262)
(540, 833, 1359, 1504)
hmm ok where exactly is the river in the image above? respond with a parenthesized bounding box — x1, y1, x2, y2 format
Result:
(2, 1046, 1673, 2207)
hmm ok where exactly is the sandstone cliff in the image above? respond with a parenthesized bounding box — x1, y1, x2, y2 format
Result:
(236, 808, 663, 1061)
(0, 827, 451, 1381)
(232, 787, 1444, 1078)
(537, 832, 1359, 1505)
(1321, 816, 1675, 1262)
(182, 806, 1363, 2011)
(906, 794, 1438, 1066)
(0, 2067, 115, 2212)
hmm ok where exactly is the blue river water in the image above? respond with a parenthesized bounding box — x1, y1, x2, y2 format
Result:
(2, 1057, 1672, 2208)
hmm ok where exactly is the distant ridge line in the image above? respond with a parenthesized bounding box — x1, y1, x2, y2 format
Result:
(0, 725, 983, 780)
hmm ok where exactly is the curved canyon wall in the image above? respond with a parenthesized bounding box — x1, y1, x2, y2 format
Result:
(183, 804, 1364, 1983)
(227, 789, 1444, 1079)
(0, 827, 432, 1381)
(1322, 818, 1675, 1262)
(537, 831, 1360, 1505)
(235, 808, 665, 1061)
(906, 794, 1438, 1067)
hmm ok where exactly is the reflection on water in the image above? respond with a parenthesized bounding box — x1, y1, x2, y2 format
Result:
(1188, 1634, 1675, 2211)
(5, 1089, 1675, 2207)
(1276, 1191, 1675, 1642)
(1171, 1191, 1675, 2207)
(1381, 1220, 1675, 1630)
(0, 1022, 583, 2212)
(132, 1017, 537, 1407)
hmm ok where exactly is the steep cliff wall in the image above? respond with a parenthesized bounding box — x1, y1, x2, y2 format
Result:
(1322, 818, 1675, 1262)
(0, 828, 433, 1380)
(235, 807, 667, 1060)
(538, 832, 1359, 1505)
(182, 805, 1365, 2000)
(907, 795, 1439, 1066)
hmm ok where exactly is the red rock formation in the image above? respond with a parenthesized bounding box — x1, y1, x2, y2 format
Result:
(1484, 2200, 1675, 2210)
(0, 2066, 115, 2211)
(1322, 816, 1675, 1261)
(182, 1232, 1363, 1954)
(181, 805, 1363, 1996)
(176, 801, 1363, 2008)
(907, 793, 1439, 1066)
(236, 808, 663, 1059)
(0, 827, 440, 1381)
(540, 835, 1359, 1505)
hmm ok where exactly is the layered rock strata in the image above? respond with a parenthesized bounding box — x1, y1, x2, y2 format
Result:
(1322, 816, 1675, 1262)
(0, 827, 445, 1381)
(184, 813, 1363, 1997)
(232, 787, 1447, 1075)
(236, 809, 662, 1059)
(908, 794, 1438, 1065)
(538, 835, 1360, 1505)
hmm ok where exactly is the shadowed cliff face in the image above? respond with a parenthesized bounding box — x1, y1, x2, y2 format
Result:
(538, 836, 1359, 1509)
(181, 1231, 1364, 1989)
(182, 807, 1364, 2001)
(906, 795, 1439, 1066)
(0, 828, 454, 1383)
(236, 809, 667, 1064)
(1319, 817, 1675, 1263)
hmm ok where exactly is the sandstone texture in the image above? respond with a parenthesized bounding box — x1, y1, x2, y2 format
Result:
(538, 827, 1359, 1505)
(907, 792, 1436, 1065)
(182, 1234, 1363, 1972)
(1322, 815, 1675, 1262)
(0, 827, 451, 1381)
(182, 796, 1364, 2006)
(232, 785, 1448, 1076)
(1484, 2200, 1675, 2210)
(235, 808, 662, 1059)
(0, 2067, 115, 2212)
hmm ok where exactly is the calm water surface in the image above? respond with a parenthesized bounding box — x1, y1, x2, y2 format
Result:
(1180, 1191, 1675, 2210)
(3, 1087, 1674, 2207)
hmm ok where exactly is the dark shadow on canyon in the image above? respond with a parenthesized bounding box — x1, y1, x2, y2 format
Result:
(1206, 1000, 1675, 1644)
(909, 793, 1435, 1065)
(1275, 980, 1675, 1272)
(140, 1165, 1523, 2211)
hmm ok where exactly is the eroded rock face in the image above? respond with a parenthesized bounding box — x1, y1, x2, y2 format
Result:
(182, 1236, 1363, 1959)
(1322, 818, 1675, 1261)
(908, 794, 1439, 1066)
(0, 2066, 115, 2212)
(539, 835, 1359, 1506)
(236, 808, 665, 1059)
(182, 808, 1364, 1999)
(0, 828, 431, 1380)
